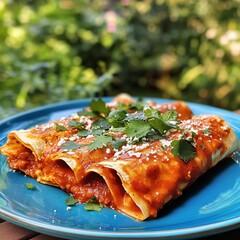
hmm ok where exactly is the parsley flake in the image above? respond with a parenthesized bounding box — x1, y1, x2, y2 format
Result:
(55, 123, 67, 131)
(171, 139, 196, 163)
(84, 197, 103, 211)
(200, 144, 206, 150)
(203, 129, 211, 135)
(25, 182, 34, 190)
(68, 119, 84, 129)
(65, 196, 78, 206)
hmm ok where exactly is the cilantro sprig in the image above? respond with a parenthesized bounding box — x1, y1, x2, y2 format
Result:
(65, 195, 79, 206)
(59, 97, 196, 163)
(55, 123, 67, 131)
(84, 197, 103, 211)
(64, 98, 181, 149)
(171, 139, 196, 163)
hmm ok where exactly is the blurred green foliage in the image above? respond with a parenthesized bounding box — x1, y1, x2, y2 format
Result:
(0, 0, 240, 119)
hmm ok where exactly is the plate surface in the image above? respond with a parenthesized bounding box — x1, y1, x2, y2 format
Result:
(0, 97, 240, 239)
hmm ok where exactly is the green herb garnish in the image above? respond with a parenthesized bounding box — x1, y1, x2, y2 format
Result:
(107, 110, 127, 128)
(200, 144, 205, 150)
(74, 98, 196, 164)
(65, 196, 79, 206)
(25, 182, 34, 190)
(171, 139, 196, 163)
(68, 119, 84, 129)
(88, 135, 112, 151)
(111, 139, 126, 150)
(55, 123, 67, 131)
(125, 120, 151, 139)
(84, 197, 103, 211)
(203, 129, 211, 135)
(89, 98, 110, 117)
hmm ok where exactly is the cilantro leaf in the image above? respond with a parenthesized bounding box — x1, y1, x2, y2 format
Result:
(144, 109, 179, 135)
(84, 197, 103, 211)
(144, 108, 161, 119)
(125, 112, 146, 122)
(107, 110, 127, 128)
(203, 129, 211, 135)
(88, 135, 112, 151)
(111, 139, 126, 150)
(89, 98, 110, 117)
(77, 109, 99, 118)
(148, 118, 172, 135)
(61, 141, 80, 151)
(68, 119, 84, 129)
(91, 128, 104, 136)
(65, 196, 78, 206)
(77, 129, 90, 137)
(25, 182, 35, 190)
(125, 120, 151, 139)
(171, 139, 196, 163)
(146, 130, 163, 141)
(92, 119, 111, 130)
(55, 123, 67, 131)
(128, 97, 149, 111)
(161, 110, 178, 123)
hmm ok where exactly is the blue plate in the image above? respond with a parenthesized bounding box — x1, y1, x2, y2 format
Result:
(0, 98, 240, 239)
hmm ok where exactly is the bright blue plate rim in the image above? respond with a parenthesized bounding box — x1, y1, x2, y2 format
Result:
(0, 97, 239, 239)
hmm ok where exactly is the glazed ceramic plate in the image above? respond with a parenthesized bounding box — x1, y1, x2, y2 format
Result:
(0, 98, 240, 239)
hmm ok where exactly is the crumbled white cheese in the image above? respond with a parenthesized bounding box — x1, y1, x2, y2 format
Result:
(160, 139, 172, 147)
(57, 138, 66, 146)
(106, 148, 111, 154)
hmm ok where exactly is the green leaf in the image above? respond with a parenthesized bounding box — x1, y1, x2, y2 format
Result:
(88, 135, 112, 151)
(148, 117, 171, 135)
(144, 108, 161, 119)
(55, 123, 67, 131)
(77, 110, 99, 118)
(125, 112, 146, 122)
(161, 110, 178, 123)
(61, 141, 80, 151)
(128, 97, 149, 111)
(146, 130, 163, 141)
(65, 196, 78, 206)
(111, 139, 126, 150)
(125, 120, 151, 139)
(25, 182, 34, 190)
(203, 129, 211, 135)
(92, 119, 111, 130)
(89, 98, 110, 116)
(171, 139, 196, 163)
(107, 110, 127, 127)
(84, 197, 103, 211)
(145, 109, 179, 135)
(91, 128, 104, 136)
(68, 119, 84, 129)
(77, 129, 90, 137)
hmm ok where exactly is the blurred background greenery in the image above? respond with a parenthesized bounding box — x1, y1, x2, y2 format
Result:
(1, 0, 240, 119)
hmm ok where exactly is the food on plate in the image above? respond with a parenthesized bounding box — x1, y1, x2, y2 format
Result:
(0, 94, 239, 220)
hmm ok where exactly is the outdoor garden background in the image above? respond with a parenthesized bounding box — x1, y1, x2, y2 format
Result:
(1, 0, 240, 120)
